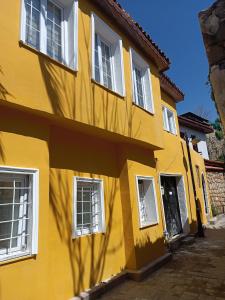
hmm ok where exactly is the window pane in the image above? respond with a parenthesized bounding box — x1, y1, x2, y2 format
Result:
(94, 34, 101, 83)
(47, 1, 62, 62)
(0, 174, 32, 259)
(75, 180, 102, 236)
(25, 0, 40, 49)
(100, 40, 112, 89)
(134, 67, 144, 108)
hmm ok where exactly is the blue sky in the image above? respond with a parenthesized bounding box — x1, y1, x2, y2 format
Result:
(118, 0, 218, 122)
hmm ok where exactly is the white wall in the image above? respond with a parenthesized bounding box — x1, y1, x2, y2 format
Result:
(180, 126, 209, 160)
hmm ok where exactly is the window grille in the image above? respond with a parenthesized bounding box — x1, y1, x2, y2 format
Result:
(136, 176, 158, 228)
(0, 173, 33, 259)
(74, 178, 104, 237)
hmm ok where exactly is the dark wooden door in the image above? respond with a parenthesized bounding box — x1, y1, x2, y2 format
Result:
(161, 176, 183, 238)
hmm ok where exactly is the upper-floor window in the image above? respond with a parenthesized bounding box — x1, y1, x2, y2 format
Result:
(0, 167, 39, 262)
(130, 48, 154, 113)
(73, 177, 105, 237)
(136, 176, 158, 228)
(162, 106, 177, 135)
(91, 13, 125, 96)
(20, 0, 78, 70)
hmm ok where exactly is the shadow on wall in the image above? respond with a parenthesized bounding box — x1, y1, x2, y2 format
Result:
(0, 66, 13, 101)
(38, 5, 141, 141)
(49, 128, 125, 296)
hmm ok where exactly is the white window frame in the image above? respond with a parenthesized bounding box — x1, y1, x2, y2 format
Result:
(91, 13, 125, 96)
(73, 177, 105, 238)
(20, 0, 78, 70)
(162, 106, 177, 135)
(135, 176, 159, 228)
(130, 48, 154, 114)
(0, 166, 39, 262)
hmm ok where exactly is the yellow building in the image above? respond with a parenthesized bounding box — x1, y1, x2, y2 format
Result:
(0, 1, 210, 299)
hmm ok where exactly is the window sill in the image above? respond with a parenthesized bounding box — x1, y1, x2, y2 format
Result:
(72, 231, 105, 239)
(19, 40, 78, 75)
(91, 79, 125, 99)
(132, 103, 154, 116)
(163, 129, 177, 136)
(0, 252, 36, 266)
(139, 221, 159, 230)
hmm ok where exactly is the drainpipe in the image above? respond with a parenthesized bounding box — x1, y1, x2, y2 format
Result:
(184, 133, 205, 238)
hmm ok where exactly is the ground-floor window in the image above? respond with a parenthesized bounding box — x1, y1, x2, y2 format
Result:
(0, 167, 39, 261)
(136, 176, 158, 228)
(73, 177, 105, 237)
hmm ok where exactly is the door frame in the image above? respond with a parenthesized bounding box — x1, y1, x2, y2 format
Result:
(159, 173, 190, 238)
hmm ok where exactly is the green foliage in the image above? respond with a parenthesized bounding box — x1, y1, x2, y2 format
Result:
(211, 203, 220, 217)
(212, 118, 224, 141)
(218, 154, 225, 162)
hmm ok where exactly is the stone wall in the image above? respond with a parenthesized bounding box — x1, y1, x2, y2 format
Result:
(206, 131, 225, 161)
(205, 160, 225, 215)
(199, 0, 225, 130)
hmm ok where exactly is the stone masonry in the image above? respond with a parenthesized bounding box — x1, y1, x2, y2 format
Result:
(205, 160, 225, 215)
(206, 132, 225, 161)
(199, 0, 225, 130)
(207, 171, 225, 214)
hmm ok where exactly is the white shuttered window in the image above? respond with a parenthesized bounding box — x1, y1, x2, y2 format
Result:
(130, 48, 154, 113)
(21, 0, 78, 70)
(92, 13, 125, 96)
(162, 106, 177, 135)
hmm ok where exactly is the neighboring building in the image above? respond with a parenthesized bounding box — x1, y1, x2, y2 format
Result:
(0, 1, 210, 299)
(199, 0, 225, 130)
(178, 112, 214, 160)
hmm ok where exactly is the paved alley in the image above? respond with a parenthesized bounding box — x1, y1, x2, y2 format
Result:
(98, 217, 225, 300)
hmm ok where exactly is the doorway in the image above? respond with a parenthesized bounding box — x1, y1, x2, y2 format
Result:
(161, 176, 183, 238)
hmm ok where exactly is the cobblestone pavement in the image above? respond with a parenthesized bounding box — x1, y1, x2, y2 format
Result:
(99, 218, 225, 300)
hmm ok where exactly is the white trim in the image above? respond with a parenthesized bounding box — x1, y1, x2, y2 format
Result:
(130, 48, 154, 114)
(73, 177, 105, 238)
(20, 0, 78, 70)
(135, 175, 159, 229)
(159, 173, 189, 236)
(74, 0, 79, 71)
(91, 12, 125, 96)
(0, 166, 39, 261)
(162, 106, 177, 135)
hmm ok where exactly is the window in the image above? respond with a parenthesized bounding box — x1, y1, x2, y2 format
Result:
(21, 0, 78, 70)
(0, 167, 39, 262)
(162, 106, 177, 134)
(136, 176, 158, 228)
(91, 13, 125, 96)
(73, 177, 105, 237)
(130, 48, 154, 113)
(196, 166, 201, 188)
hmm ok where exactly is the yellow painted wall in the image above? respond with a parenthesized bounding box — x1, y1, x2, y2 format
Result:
(0, 107, 50, 300)
(0, 0, 212, 299)
(0, 0, 164, 150)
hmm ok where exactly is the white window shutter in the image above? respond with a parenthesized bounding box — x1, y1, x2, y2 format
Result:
(20, 0, 26, 42)
(31, 172, 39, 255)
(112, 40, 125, 96)
(162, 107, 168, 130)
(143, 68, 153, 113)
(64, 0, 78, 70)
(91, 13, 96, 80)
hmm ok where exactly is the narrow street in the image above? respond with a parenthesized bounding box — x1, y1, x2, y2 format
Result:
(99, 217, 225, 300)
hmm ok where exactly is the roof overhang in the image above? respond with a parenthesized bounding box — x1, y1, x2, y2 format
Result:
(160, 74, 184, 102)
(178, 116, 214, 134)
